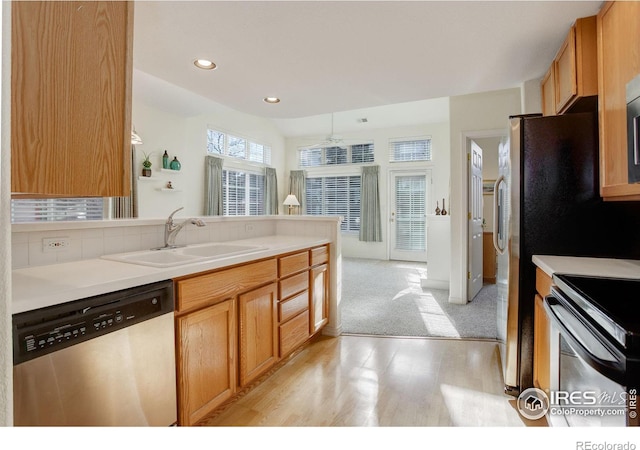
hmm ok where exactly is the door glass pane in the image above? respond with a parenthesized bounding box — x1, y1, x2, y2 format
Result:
(395, 176, 426, 251)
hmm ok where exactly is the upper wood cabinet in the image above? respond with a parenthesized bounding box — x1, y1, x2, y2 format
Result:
(597, 1, 640, 200)
(541, 65, 557, 116)
(11, 1, 134, 197)
(541, 15, 597, 116)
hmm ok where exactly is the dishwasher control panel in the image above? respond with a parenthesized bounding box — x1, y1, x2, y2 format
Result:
(13, 280, 174, 365)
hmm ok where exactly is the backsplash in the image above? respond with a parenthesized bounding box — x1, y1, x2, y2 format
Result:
(11, 216, 340, 269)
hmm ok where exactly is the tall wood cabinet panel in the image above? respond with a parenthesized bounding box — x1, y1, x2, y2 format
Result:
(238, 283, 278, 387)
(598, 1, 640, 200)
(11, 1, 133, 197)
(533, 268, 552, 394)
(176, 299, 236, 426)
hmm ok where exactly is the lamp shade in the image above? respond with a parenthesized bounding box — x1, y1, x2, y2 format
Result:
(283, 194, 300, 206)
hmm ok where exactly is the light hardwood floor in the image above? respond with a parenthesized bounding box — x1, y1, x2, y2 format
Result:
(198, 335, 545, 427)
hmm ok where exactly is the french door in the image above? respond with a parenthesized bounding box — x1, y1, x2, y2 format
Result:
(389, 171, 430, 262)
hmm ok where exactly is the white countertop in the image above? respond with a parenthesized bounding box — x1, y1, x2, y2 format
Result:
(12, 235, 330, 315)
(533, 255, 640, 280)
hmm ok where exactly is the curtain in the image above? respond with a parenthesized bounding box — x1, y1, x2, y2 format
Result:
(289, 170, 306, 215)
(110, 145, 138, 218)
(264, 167, 279, 215)
(359, 165, 382, 242)
(204, 155, 224, 215)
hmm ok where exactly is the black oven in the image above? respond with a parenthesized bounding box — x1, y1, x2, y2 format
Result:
(544, 274, 640, 427)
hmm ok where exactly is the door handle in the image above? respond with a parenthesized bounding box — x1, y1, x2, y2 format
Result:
(493, 175, 506, 255)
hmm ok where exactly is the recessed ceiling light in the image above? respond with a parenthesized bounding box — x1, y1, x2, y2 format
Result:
(194, 59, 216, 70)
(263, 97, 281, 104)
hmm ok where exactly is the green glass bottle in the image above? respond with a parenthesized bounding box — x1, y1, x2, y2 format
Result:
(169, 157, 181, 171)
(162, 150, 169, 169)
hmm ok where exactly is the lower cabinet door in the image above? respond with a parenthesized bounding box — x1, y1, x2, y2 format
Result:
(238, 283, 278, 387)
(176, 299, 236, 426)
(310, 264, 329, 334)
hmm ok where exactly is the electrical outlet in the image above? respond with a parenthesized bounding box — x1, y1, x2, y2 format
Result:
(245, 224, 254, 232)
(43, 237, 71, 252)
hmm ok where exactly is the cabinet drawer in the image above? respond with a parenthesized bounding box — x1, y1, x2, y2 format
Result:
(310, 246, 328, 266)
(279, 271, 308, 300)
(279, 290, 309, 323)
(279, 310, 310, 357)
(278, 251, 309, 277)
(176, 259, 277, 312)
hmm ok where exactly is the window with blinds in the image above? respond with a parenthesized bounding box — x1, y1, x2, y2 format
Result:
(207, 128, 271, 164)
(299, 143, 373, 167)
(394, 176, 426, 251)
(11, 198, 105, 223)
(306, 176, 361, 232)
(390, 137, 432, 162)
(222, 169, 264, 216)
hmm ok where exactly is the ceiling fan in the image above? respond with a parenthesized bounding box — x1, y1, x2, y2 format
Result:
(301, 113, 364, 149)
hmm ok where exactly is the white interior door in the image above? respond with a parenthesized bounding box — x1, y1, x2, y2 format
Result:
(468, 141, 483, 300)
(389, 171, 429, 262)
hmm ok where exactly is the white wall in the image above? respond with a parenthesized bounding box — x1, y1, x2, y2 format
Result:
(131, 98, 286, 219)
(285, 120, 450, 260)
(449, 88, 521, 304)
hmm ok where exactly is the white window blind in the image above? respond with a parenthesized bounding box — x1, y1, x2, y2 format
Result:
(11, 198, 104, 223)
(305, 176, 361, 232)
(390, 137, 432, 162)
(394, 176, 426, 250)
(222, 169, 264, 216)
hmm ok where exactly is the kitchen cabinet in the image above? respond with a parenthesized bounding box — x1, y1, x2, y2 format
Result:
(310, 264, 329, 334)
(175, 299, 236, 426)
(173, 245, 330, 424)
(541, 65, 556, 116)
(238, 283, 278, 387)
(11, 1, 133, 197)
(555, 16, 598, 113)
(533, 268, 552, 394)
(174, 259, 277, 425)
(540, 15, 597, 116)
(278, 250, 310, 358)
(597, 1, 640, 200)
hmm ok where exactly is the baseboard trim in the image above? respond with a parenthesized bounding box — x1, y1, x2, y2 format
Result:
(420, 277, 449, 290)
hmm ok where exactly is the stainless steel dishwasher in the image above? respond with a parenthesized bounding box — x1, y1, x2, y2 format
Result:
(12, 280, 177, 426)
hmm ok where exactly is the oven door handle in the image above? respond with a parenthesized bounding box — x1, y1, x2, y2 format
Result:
(544, 295, 625, 385)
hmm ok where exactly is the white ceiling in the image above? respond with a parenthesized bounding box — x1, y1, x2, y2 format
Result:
(132, 0, 603, 134)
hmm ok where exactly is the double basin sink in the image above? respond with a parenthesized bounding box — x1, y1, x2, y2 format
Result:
(102, 243, 266, 268)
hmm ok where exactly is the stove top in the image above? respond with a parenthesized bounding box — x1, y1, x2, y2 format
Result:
(552, 273, 640, 350)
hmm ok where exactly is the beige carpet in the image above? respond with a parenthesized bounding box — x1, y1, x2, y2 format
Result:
(341, 258, 497, 339)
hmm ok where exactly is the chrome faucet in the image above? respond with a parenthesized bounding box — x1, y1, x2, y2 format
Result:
(159, 207, 206, 249)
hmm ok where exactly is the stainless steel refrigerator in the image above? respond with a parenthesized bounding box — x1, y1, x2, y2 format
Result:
(493, 112, 628, 395)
